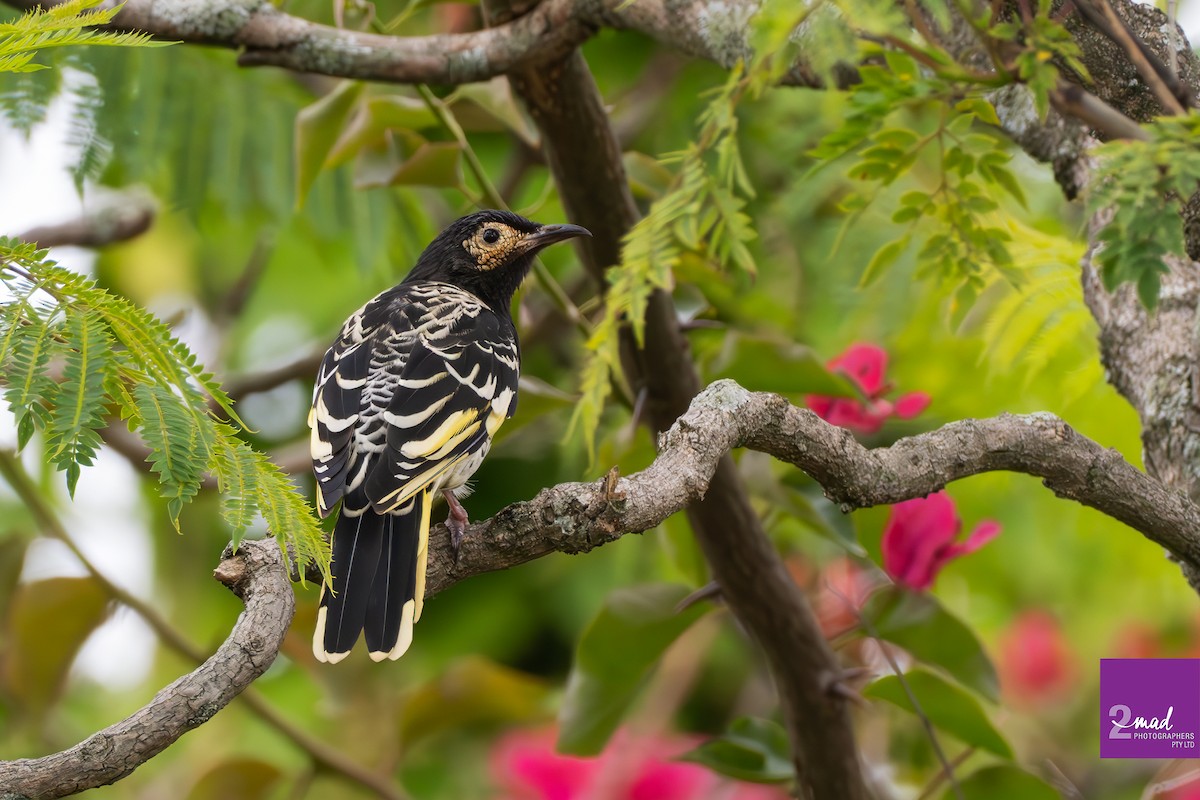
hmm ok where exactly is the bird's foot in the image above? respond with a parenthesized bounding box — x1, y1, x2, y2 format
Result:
(443, 489, 470, 561)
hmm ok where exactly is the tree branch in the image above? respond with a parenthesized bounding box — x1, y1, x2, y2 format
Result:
(427, 381, 1200, 597)
(0, 539, 293, 799)
(11, 381, 1195, 797)
(0, 0, 820, 87)
(15, 193, 156, 249)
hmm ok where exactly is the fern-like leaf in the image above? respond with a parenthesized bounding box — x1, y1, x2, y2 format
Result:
(0, 0, 169, 76)
(48, 309, 114, 495)
(252, 449, 330, 581)
(2, 308, 63, 450)
(132, 382, 213, 526)
(211, 432, 261, 545)
(0, 238, 329, 577)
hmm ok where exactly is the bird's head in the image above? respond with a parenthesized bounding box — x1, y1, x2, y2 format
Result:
(407, 210, 590, 310)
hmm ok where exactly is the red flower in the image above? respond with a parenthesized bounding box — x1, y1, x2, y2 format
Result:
(881, 491, 1000, 591)
(997, 610, 1076, 706)
(806, 344, 930, 435)
(490, 728, 788, 800)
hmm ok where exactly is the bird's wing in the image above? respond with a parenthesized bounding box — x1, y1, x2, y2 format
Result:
(362, 292, 520, 515)
(309, 290, 400, 518)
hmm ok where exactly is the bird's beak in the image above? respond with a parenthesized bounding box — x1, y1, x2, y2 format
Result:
(519, 223, 592, 254)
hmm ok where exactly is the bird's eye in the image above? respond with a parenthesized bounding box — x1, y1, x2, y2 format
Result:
(482, 228, 501, 244)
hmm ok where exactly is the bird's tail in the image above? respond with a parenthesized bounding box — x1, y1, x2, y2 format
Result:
(313, 489, 431, 663)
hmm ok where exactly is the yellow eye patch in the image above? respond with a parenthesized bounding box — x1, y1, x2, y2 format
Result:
(463, 224, 526, 270)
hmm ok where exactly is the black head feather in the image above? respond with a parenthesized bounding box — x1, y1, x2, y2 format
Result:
(404, 210, 589, 313)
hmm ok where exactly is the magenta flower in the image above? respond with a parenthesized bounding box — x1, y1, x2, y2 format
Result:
(997, 610, 1076, 706)
(490, 728, 789, 800)
(806, 343, 930, 435)
(881, 491, 1000, 591)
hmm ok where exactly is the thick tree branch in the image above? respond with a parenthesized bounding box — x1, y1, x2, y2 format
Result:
(0, 0, 817, 87)
(0, 540, 293, 799)
(428, 381, 1200, 595)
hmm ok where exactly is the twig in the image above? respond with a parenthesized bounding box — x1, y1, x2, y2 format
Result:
(223, 350, 325, 400)
(17, 195, 156, 249)
(915, 748, 976, 800)
(838, 588, 964, 800)
(1075, 0, 1187, 113)
(1049, 82, 1149, 141)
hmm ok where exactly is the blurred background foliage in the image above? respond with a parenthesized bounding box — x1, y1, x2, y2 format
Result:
(1, 1, 1198, 798)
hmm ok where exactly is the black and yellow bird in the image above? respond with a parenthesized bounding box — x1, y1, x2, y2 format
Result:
(308, 210, 589, 663)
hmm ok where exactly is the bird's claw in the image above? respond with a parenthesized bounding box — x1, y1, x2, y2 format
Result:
(442, 489, 470, 563)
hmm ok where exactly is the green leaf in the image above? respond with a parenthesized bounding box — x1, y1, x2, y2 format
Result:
(982, 163, 1028, 209)
(865, 669, 1013, 757)
(212, 435, 260, 545)
(2, 308, 62, 445)
(399, 656, 551, 746)
(133, 382, 214, 527)
(713, 334, 860, 398)
(863, 586, 1000, 701)
(677, 717, 795, 784)
(388, 141, 462, 188)
(325, 94, 439, 168)
(558, 584, 707, 755)
(47, 310, 114, 496)
(0, 0, 169, 76)
(1, 576, 111, 716)
(942, 765, 1061, 800)
(186, 758, 284, 800)
(859, 234, 911, 288)
(954, 97, 1001, 126)
(294, 80, 364, 207)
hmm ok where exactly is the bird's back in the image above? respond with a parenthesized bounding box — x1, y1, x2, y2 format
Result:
(310, 281, 519, 518)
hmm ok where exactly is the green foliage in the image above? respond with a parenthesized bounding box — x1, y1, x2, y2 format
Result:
(557, 584, 707, 755)
(812, 55, 1026, 295)
(862, 586, 1000, 701)
(0, 0, 167, 74)
(677, 717, 794, 784)
(1088, 114, 1200, 311)
(569, 67, 758, 459)
(990, 0, 1089, 119)
(0, 238, 329, 578)
(942, 765, 1061, 800)
(1, 576, 111, 717)
(0, 66, 61, 134)
(864, 669, 1012, 757)
(975, 225, 1101, 395)
(48, 310, 113, 495)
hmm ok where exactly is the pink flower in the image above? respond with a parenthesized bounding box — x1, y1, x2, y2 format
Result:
(490, 728, 789, 800)
(881, 491, 1000, 591)
(814, 558, 877, 638)
(997, 610, 1076, 706)
(806, 344, 930, 435)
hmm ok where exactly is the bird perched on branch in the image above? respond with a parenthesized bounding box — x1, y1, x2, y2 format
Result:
(309, 210, 590, 663)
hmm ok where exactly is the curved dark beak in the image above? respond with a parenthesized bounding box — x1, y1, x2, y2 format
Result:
(520, 223, 592, 254)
